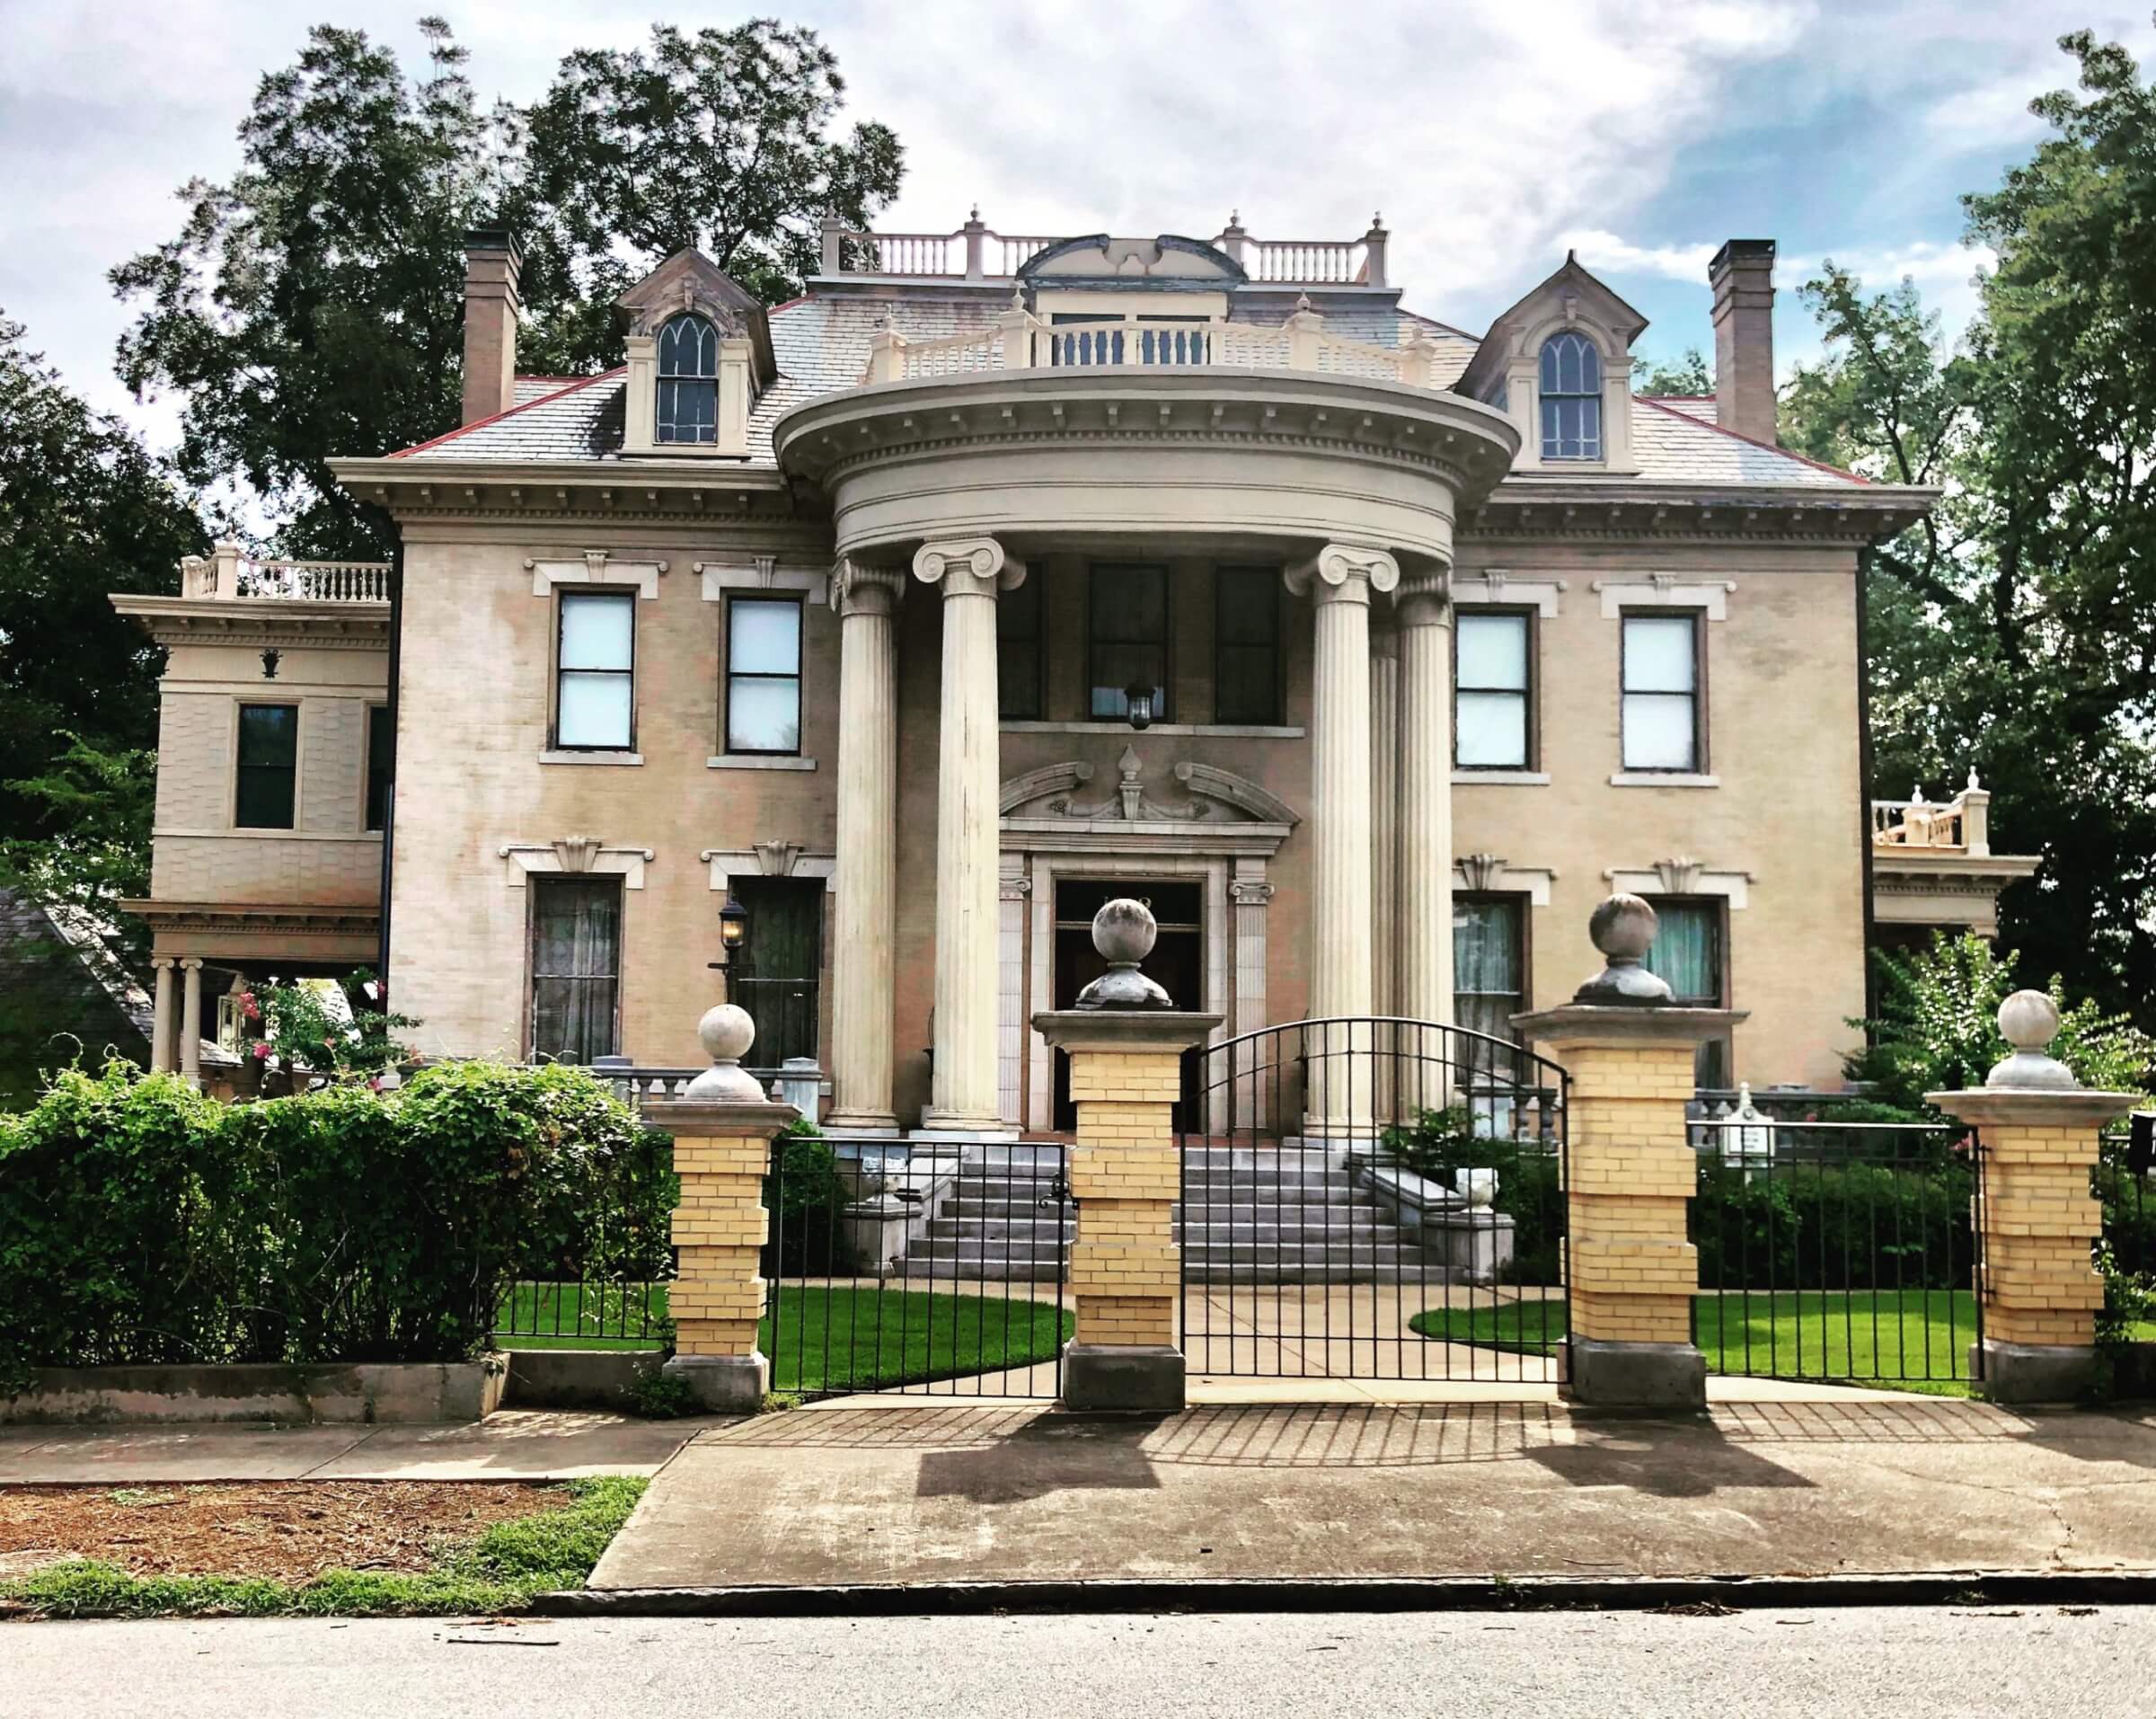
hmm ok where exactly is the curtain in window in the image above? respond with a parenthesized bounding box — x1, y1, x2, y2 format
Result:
(1454, 898, 1524, 1080)
(1642, 899, 1727, 1087)
(531, 878, 621, 1064)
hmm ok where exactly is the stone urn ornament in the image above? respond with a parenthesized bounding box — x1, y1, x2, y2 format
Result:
(1074, 897, 1174, 1009)
(1572, 892, 1674, 1004)
(684, 1001, 768, 1101)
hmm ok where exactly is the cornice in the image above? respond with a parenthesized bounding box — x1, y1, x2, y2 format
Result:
(328, 456, 794, 526)
(1465, 479, 1939, 546)
(110, 595, 390, 649)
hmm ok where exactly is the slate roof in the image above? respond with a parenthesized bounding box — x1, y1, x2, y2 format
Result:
(398, 298, 1860, 490)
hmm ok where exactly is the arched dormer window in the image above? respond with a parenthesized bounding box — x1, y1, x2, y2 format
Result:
(657, 314, 720, 445)
(1539, 332, 1603, 460)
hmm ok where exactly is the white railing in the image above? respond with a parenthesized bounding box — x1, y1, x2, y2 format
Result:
(181, 546, 390, 602)
(1871, 774, 1992, 856)
(823, 212, 1389, 288)
(864, 306, 1436, 387)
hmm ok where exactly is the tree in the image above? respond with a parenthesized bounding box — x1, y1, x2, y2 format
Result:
(113, 17, 906, 553)
(1632, 347, 1711, 395)
(511, 21, 903, 369)
(111, 19, 493, 559)
(1782, 22, 2156, 1027)
(0, 317, 203, 957)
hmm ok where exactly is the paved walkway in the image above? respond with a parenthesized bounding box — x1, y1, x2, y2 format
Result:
(0, 1411, 720, 1484)
(590, 1398, 2156, 1591)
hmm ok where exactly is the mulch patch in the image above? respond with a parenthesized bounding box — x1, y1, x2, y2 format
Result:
(0, 1482, 568, 1582)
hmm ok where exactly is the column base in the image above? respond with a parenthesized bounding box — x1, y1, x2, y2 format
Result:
(914, 1112, 1020, 1143)
(1976, 1340, 2097, 1404)
(1565, 1338, 1706, 1412)
(1061, 1342, 1185, 1413)
(821, 1111, 901, 1138)
(663, 1351, 770, 1414)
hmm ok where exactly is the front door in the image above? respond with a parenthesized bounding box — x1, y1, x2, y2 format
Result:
(1051, 877, 1203, 1131)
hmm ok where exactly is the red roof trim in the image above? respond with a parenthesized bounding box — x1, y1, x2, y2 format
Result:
(766, 296, 812, 316)
(388, 368, 625, 459)
(1635, 394, 1869, 485)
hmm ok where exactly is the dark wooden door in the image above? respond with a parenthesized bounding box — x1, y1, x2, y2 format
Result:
(1051, 877, 1204, 1131)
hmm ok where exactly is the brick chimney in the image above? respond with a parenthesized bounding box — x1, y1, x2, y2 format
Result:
(460, 229, 521, 426)
(1709, 239, 1776, 445)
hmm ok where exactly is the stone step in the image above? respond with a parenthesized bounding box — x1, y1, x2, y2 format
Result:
(926, 1216, 1407, 1245)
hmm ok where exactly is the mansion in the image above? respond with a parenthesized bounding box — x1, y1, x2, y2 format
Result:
(113, 211, 2036, 1129)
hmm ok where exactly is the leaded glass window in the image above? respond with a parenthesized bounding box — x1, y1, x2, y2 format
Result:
(657, 314, 719, 446)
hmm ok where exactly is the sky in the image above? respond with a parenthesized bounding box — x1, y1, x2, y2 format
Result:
(2, 0, 2148, 452)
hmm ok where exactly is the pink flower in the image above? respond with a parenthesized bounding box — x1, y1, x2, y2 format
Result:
(252, 1041, 270, 1061)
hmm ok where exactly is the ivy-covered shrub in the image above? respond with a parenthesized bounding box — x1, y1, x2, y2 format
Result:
(0, 1059, 663, 1383)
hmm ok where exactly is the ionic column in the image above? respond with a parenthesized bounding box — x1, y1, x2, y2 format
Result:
(1370, 616, 1401, 1121)
(179, 958, 204, 1086)
(825, 561, 904, 1131)
(149, 957, 176, 1074)
(1396, 570, 1455, 1117)
(914, 536, 1026, 1133)
(1286, 545, 1396, 1134)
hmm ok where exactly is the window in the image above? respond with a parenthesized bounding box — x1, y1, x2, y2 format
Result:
(656, 314, 719, 445)
(235, 704, 297, 828)
(726, 597, 802, 753)
(530, 875, 622, 1064)
(732, 876, 822, 1068)
(365, 704, 392, 832)
(1215, 566, 1281, 725)
(556, 590, 635, 750)
(1454, 611, 1532, 768)
(1621, 613, 1702, 771)
(1454, 896, 1525, 1081)
(1642, 897, 1728, 1087)
(1539, 332, 1603, 460)
(997, 572, 1043, 720)
(1089, 564, 1169, 721)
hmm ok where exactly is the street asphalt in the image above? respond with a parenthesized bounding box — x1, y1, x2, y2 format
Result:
(7, 1608, 2150, 1716)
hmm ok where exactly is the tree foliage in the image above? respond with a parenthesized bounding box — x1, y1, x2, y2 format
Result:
(1631, 347, 1712, 395)
(112, 16, 903, 555)
(0, 317, 202, 953)
(1783, 22, 2156, 1024)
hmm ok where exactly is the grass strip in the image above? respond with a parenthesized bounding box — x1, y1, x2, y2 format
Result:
(0, 1475, 647, 1620)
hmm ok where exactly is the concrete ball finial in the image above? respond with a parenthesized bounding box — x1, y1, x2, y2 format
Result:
(1985, 988, 2078, 1091)
(1074, 897, 1172, 1010)
(1573, 892, 1674, 1005)
(685, 1002, 767, 1102)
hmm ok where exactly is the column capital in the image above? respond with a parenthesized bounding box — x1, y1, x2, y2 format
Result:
(914, 536, 1027, 598)
(832, 557, 905, 618)
(150, 955, 176, 971)
(1395, 570, 1451, 629)
(1286, 543, 1399, 603)
(179, 957, 205, 972)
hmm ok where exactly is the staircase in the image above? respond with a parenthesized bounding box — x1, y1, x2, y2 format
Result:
(902, 1143, 1437, 1284)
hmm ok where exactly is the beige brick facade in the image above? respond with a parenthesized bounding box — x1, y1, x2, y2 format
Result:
(660, 1121, 783, 1359)
(1065, 1046, 1185, 1349)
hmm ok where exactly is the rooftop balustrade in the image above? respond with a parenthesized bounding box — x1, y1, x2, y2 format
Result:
(818, 208, 1389, 289)
(179, 544, 390, 603)
(1871, 773, 1992, 856)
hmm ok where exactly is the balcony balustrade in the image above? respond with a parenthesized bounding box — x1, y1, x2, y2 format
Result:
(1871, 773, 1992, 855)
(179, 544, 391, 603)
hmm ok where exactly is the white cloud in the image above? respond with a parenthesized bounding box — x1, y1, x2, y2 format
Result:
(1560, 231, 1720, 283)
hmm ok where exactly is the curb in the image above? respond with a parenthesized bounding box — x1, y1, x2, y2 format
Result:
(537, 1569, 2156, 1617)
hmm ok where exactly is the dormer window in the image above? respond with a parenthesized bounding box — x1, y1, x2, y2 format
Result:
(657, 314, 719, 445)
(1539, 332, 1603, 460)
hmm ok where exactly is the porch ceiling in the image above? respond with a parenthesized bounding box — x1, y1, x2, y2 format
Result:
(771, 368, 1520, 571)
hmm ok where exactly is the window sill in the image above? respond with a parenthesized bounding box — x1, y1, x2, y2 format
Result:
(1609, 771, 1719, 789)
(1452, 769, 1551, 786)
(541, 750, 643, 766)
(999, 721, 1304, 739)
(708, 754, 817, 772)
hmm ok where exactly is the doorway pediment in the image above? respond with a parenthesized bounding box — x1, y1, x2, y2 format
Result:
(1000, 751, 1295, 857)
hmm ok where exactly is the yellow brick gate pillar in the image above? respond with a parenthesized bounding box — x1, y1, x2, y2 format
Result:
(1035, 898, 1222, 1412)
(1930, 991, 2137, 1404)
(1514, 895, 1745, 1412)
(643, 1003, 800, 1413)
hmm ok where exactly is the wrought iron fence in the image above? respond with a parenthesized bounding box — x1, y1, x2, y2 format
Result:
(1691, 1117, 1982, 1388)
(2099, 1119, 2155, 1281)
(492, 1131, 677, 1349)
(1177, 1018, 1569, 1384)
(763, 1132, 1072, 1400)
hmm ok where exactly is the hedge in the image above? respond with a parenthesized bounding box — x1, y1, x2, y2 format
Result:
(0, 1059, 666, 1384)
(1692, 1157, 1976, 1292)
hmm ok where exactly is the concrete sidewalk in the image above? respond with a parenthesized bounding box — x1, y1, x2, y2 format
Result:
(0, 1410, 714, 1484)
(589, 1397, 2156, 1594)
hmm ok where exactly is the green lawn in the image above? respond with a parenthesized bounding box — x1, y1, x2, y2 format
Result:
(495, 1281, 1074, 1395)
(1410, 1289, 1984, 1396)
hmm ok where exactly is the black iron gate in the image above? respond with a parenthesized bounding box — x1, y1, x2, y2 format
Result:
(1178, 1018, 1570, 1383)
(763, 1134, 1072, 1400)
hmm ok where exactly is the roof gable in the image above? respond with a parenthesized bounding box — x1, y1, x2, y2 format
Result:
(1456, 253, 1648, 401)
(616, 248, 776, 385)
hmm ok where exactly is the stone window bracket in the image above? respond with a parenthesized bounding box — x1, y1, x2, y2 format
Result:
(1451, 572, 1565, 616)
(698, 557, 830, 607)
(526, 552, 668, 600)
(1452, 855, 1555, 906)
(702, 843, 837, 894)
(1604, 857, 1754, 909)
(499, 837, 654, 889)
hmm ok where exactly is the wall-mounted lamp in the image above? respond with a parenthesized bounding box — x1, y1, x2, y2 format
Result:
(706, 891, 753, 1002)
(260, 647, 282, 679)
(1122, 679, 1155, 731)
